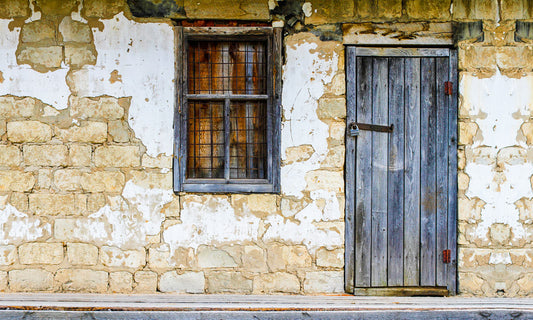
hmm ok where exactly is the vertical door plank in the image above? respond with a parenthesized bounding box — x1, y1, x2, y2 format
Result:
(435, 57, 449, 287)
(403, 58, 421, 286)
(447, 50, 459, 294)
(387, 58, 405, 286)
(345, 46, 357, 293)
(355, 56, 373, 287)
(371, 57, 389, 287)
(420, 58, 437, 286)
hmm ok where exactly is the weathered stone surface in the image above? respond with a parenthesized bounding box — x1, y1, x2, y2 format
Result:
(458, 172, 470, 194)
(0, 271, 7, 292)
(18, 243, 63, 265)
(53, 169, 83, 191)
(0, 0, 29, 18)
(284, 145, 315, 164)
(405, 0, 452, 20)
(242, 245, 268, 272)
(55, 269, 108, 293)
(253, 272, 300, 294)
(34, 0, 78, 16)
(29, 193, 85, 216)
(21, 20, 56, 43)
(305, 0, 356, 24)
(267, 244, 312, 271)
(83, 0, 125, 18)
(17, 46, 63, 70)
(453, 0, 498, 20)
(355, 0, 401, 19)
(100, 246, 146, 269)
(7, 121, 51, 142)
(459, 121, 479, 145)
(317, 97, 346, 119)
(305, 170, 344, 192)
(128, 170, 172, 189)
(459, 272, 485, 295)
(207, 272, 252, 293)
(56, 122, 107, 143)
(59, 17, 92, 43)
(67, 243, 98, 265)
(0, 171, 35, 192)
(501, 0, 533, 20)
(321, 146, 344, 168)
(159, 271, 205, 293)
(9, 269, 54, 292)
(316, 247, 344, 268)
(64, 44, 97, 68)
(184, 0, 269, 20)
(0, 246, 17, 266)
(10, 192, 28, 211)
(94, 146, 140, 167)
(134, 271, 157, 293)
(24, 145, 68, 166)
(81, 171, 125, 193)
(142, 154, 172, 168)
(303, 271, 343, 293)
(198, 247, 238, 268)
(70, 96, 124, 120)
(0, 145, 21, 166)
(0, 97, 35, 119)
(329, 121, 345, 141)
(108, 120, 130, 143)
(148, 247, 172, 272)
(109, 271, 132, 293)
(459, 46, 497, 76)
(36, 169, 52, 190)
(69, 144, 91, 167)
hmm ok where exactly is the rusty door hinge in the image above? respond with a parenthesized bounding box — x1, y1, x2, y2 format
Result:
(443, 249, 451, 263)
(444, 81, 453, 96)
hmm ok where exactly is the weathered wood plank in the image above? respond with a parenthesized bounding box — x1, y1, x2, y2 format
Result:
(403, 57, 421, 286)
(355, 56, 373, 287)
(355, 47, 450, 57)
(435, 57, 449, 287)
(345, 46, 357, 293)
(387, 58, 405, 287)
(371, 57, 389, 287)
(420, 58, 437, 287)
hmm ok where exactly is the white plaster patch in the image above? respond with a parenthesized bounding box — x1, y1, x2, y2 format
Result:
(462, 71, 533, 241)
(302, 2, 313, 17)
(0, 20, 70, 108)
(0, 204, 50, 245)
(70, 13, 175, 157)
(489, 251, 512, 265)
(281, 38, 337, 198)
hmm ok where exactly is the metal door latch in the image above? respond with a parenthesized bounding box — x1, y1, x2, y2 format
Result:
(348, 122, 394, 137)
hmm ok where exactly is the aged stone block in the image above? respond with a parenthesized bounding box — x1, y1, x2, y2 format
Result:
(87, 193, 105, 212)
(305, 170, 344, 192)
(316, 247, 344, 268)
(9, 269, 54, 292)
(162, 198, 180, 218)
(21, 20, 56, 43)
(142, 154, 172, 169)
(490, 223, 511, 245)
(303, 271, 343, 293)
(242, 245, 268, 272)
(459, 46, 497, 75)
(110, 271, 133, 293)
(458, 272, 485, 295)
(81, 171, 125, 193)
(317, 97, 346, 119)
(17, 46, 63, 70)
(108, 120, 130, 143)
(0, 0, 29, 18)
(148, 247, 171, 272)
(36, 169, 52, 190)
(56, 122, 107, 143)
(198, 247, 238, 268)
(321, 146, 344, 168)
(184, 0, 269, 20)
(83, 0, 124, 18)
(29, 193, 85, 216)
(453, 0, 498, 20)
(0, 245, 17, 265)
(501, 0, 533, 20)
(355, 0, 401, 19)
(19, 243, 63, 265)
(64, 44, 97, 68)
(207, 272, 252, 294)
(128, 170, 172, 189)
(0, 271, 7, 292)
(253, 272, 300, 294)
(7, 121, 52, 143)
(134, 271, 157, 293)
(159, 271, 205, 293)
(0, 145, 21, 166)
(94, 146, 140, 167)
(267, 244, 312, 271)
(53, 169, 83, 191)
(0, 171, 35, 192)
(458, 172, 470, 193)
(458, 121, 479, 145)
(305, 0, 356, 24)
(0, 97, 35, 119)
(67, 243, 98, 265)
(24, 145, 68, 166)
(59, 17, 92, 43)
(69, 144, 91, 167)
(55, 269, 108, 293)
(405, 0, 452, 20)
(70, 96, 124, 120)
(284, 145, 315, 164)
(100, 246, 146, 269)
(10, 192, 28, 211)
(329, 121, 345, 141)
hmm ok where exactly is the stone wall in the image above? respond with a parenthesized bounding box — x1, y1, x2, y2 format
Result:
(0, 0, 531, 296)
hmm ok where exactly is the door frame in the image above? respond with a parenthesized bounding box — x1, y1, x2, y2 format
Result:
(344, 46, 458, 295)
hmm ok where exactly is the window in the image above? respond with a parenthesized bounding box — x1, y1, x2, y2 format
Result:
(174, 27, 281, 193)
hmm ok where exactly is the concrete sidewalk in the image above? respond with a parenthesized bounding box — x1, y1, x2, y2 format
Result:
(0, 293, 531, 319)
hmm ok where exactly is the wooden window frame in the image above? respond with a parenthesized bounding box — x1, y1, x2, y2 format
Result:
(174, 26, 282, 193)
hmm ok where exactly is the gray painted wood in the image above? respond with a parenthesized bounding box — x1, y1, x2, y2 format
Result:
(355, 56, 373, 287)
(355, 47, 450, 57)
(420, 58, 437, 287)
(403, 57, 421, 287)
(387, 58, 405, 287)
(371, 57, 389, 287)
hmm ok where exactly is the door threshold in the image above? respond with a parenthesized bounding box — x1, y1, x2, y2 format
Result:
(353, 287, 449, 297)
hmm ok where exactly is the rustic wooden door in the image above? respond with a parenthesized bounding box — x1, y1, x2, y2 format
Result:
(345, 47, 458, 295)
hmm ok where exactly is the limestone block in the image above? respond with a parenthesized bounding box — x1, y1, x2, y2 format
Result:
(82, 0, 125, 18)
(329, 121, 345, 141)
(0, 171, 35, 192)
(316, 247, 344, 268)
(458, 172, 470, 193)
(239, 245, 267, 272)
(67, 243, 98, 265)
(453, 0, 498, 20)
(159, 271, 205, 293)
(142, 154, 172, 169)
(81, 171, 125, 193)
(36, 169, 52, 190)
(148, 247, 171, 272)
(54, 218, 78, 241)
(321, 146, 344, 168)
(0, 145, 21, 166)
(517, 274, 533, 294)
(0, 246, 17, 265)
(53, 169, 83, 191)
(17, 46, 63, 70)
(490, 223, 511, 245)
(18, 243, 63, 265)
(253, 272, 300, 294)
(207, 271, 252, 294)
(267, 244, 313, 271)
(56, 122, 107, 143)
(0, 272, 7, 292)
(198, 247, 238, 268)
(303, 0, 355, 24)
(55, 269, 108, 293)
(458, 122, 479, 146)
(87, 193, 105, 212)
(9, 269, 54, 292)
(128, 170, 172, 189)
(305, 170, 344, 192)
(69, 144, 91, 167)
(184, 0, 269, 20)
(501, 0, 533, 20)
(458, 272, 485, 295)
(284, 145, 315, 164)
(0, 97, 35, 119)
(64, 44, 97, 68)
(459, 46, 497, 75)
(59, 17, 92, 43)
(100, 246, 146, 269)
(0, 121, 5, 137)
(94, 146, 140, 167)
(10, 192, 28, 211)
(459, 248, 491, 268)
(34, 0, 78, 15)
(317, 97, 346, 119)
(0, 0, 29, 18)
(110, 271, 133, 293)
(70, 96, 124, 120)
(108, 120, 130, 143)
(7, 121, 51, 142)
(29, 193, 85, 216)
(134, 271, 157, 293)
(21, 20, 56, 43)
(162, 198, 180, 218)
(355, 0, 401, 19)
(405, 0, 451, 20)
(303, 271, 343, 293)
(24, 145, 68, 166)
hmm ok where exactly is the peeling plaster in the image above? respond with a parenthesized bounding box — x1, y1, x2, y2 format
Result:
(0, 200, 50, 245)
